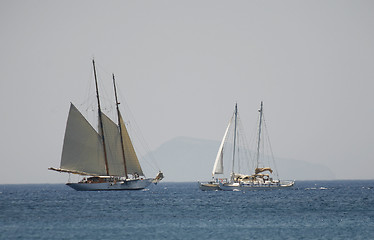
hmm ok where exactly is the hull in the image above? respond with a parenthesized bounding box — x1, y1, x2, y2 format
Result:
(67, 178, 153, 191)
(199, 182, 220, 191)
(219, 180, 294, 191)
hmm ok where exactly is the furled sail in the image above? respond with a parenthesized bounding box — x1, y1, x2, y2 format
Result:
(119, 112, 144, 176)
(60, 103, 107, 176)
(101, 112, 126, 176)
(255, 167, 273, 174)
(212, 116, 233, 175)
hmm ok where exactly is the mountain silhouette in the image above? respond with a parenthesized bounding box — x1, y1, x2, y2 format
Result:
(142, 136, 335, 182)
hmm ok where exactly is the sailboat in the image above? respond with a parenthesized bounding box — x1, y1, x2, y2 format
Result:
(198, 104, 237, 191)
(49, 60, 163, 191)
(219, 102, 294, 191)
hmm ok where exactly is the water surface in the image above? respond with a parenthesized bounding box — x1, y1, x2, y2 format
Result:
(0, 181, 373, 239)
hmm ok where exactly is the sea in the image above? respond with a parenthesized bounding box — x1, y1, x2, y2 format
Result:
(0, 180, 373, 240)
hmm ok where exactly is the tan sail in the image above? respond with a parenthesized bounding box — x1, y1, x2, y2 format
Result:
(100, 112, 126, 176)
(99, 112, 144, 176)
(119, 113, 144, 176)
(60, 103, 107, 176)
(255, 167, 273, 174)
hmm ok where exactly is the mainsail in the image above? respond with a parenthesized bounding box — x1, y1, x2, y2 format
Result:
(212, 116, 233, 176)
(60, 103, 107, 176)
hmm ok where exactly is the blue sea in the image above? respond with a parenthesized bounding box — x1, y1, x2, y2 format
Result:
(0, 181, 373, 239)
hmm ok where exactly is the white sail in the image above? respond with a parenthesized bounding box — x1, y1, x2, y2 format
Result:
(60, 103, 107, 176)
(119, 113, 144, 176)
(101, 112, 126, 176)
(212, 116, 233, 175)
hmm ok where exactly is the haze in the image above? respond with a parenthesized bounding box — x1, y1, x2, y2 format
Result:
(1, 1, 373, 183)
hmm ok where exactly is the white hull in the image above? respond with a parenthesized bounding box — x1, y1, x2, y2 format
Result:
(67, 178, 153, 191)
(219, 180, 294, 191)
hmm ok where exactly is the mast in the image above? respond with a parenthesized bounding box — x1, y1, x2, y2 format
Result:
(112, 74, 129, 179)
(256, 101, 263, 168)
(93, 59, 110, 176)
(231, 103, 238, 176)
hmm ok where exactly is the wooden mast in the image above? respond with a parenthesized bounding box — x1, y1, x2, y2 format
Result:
(92, 59, 110, 176)
(112, 74, 129, 179)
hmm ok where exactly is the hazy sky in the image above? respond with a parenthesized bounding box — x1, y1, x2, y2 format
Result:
(1, 0, 373, 183)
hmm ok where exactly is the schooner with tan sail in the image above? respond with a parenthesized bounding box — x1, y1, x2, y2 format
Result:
(49, 60, 163, 191)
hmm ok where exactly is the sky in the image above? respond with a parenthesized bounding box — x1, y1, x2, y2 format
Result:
(1, 0, 373, 184)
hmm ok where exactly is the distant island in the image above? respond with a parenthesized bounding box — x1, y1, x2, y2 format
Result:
(142, 136, 335, 182)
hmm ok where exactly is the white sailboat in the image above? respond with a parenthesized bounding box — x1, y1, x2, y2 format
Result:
(219, 102, 294, 191)
(49, 60, 163, 191)
(199, 103, 239, 191)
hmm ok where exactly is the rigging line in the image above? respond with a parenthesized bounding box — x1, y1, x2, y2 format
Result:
(263, 115, 279, 180)
(80, 62, 114, 122)
(246, 118, 258, 172)
(125, 114, 160, 171)
(237, 115, 252, 174)
(92, 62, 117, 115)
(79, 66, 96, 111)
(140, 155, 159, 173)
(115, 84, 161, 171)
(235, 114, 249, 174)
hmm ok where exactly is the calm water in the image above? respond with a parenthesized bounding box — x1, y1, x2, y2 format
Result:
(0, 181, 373, 239)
